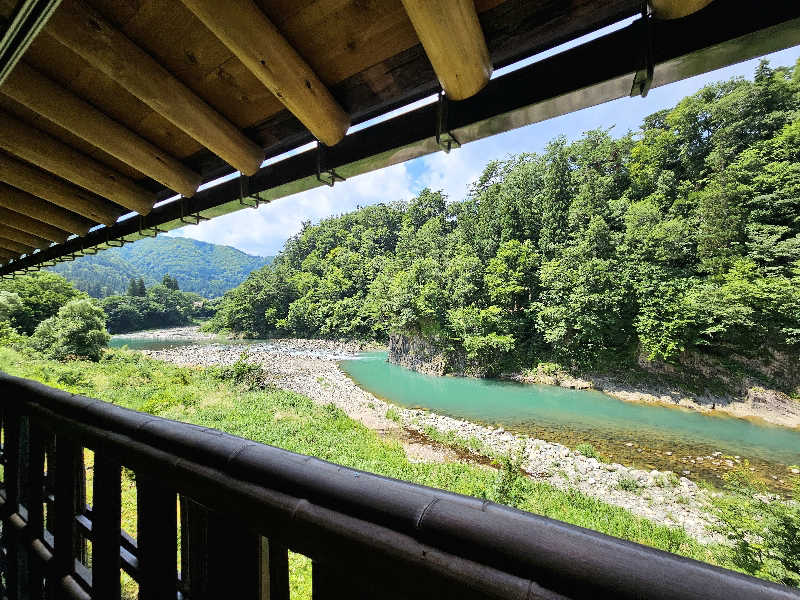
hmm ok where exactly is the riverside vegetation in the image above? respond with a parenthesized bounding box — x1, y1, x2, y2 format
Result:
(0, 272, 798, 591)
(2, 341, 800, 592)
(207, 60, 800, 408)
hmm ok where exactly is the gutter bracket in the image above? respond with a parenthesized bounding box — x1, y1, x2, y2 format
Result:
(436, 92, 460, 153)
(316, 141, 345, 187)
(631, 3, 654, 97)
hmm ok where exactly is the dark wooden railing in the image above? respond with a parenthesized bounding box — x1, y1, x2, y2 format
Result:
(1, 372, 799, 600)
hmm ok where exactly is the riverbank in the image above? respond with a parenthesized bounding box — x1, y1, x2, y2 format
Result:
(513, 366, 800, 430)
(138, 333, 722, 542)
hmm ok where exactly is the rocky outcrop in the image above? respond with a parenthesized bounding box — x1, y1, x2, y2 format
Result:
(388, 333, 451, 375)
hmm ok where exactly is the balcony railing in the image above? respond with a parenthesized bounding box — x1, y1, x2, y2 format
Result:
(1, 371, 798, 600)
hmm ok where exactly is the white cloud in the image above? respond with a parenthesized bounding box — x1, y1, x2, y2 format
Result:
(169, 161, 416, 256)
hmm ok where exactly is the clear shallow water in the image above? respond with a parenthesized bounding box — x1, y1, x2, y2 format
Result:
(340, 352, 800, 484)
(109, 336, 266, 351)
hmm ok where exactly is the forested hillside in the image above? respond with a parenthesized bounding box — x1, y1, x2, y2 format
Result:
(50, 236, 271, 298)
(209, 60, 800, 376)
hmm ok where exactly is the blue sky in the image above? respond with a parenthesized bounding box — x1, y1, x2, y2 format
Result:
(168, 27, 800, 257)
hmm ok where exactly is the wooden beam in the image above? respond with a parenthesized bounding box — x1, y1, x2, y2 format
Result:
(0, 207, 69, 243)
(45, 0, 264, 175)
(178, 0, 350, 147)
(2, 62, 203, 197)
(0, 153, 122, 225)
(0, 183, 91, 235)
(0, 111, 155, 215)
(400, 0, 492, 100)
(649, 0, 714, 19)
(0, 236, 33, 254)
(0, 248, 16, 261)
(0, 222, 50, 249)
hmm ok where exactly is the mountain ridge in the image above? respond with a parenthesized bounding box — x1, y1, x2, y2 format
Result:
(49, 236, 272, 298)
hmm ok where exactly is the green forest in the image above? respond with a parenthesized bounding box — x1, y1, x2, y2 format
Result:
(209, 59, 800, 376)
(49, 236, 272, 298)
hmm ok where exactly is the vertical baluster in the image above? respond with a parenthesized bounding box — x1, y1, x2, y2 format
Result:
(4, 412, 30, 600)
(263, 538, 289, 600)
(181, 498, 282, 599)
(91, 456, 121, 599)
(53, 436, 79, 600)
(136, 477, 176, 600)
(27, 424, 46, 598)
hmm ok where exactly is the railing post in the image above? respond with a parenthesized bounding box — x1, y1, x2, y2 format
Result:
(180, 498, 288, 599)
(53, 436, 80, 600)
(136, 476, 176, 600)
(3, 411, 30, 600)
(26, 424, 46, 599)
(91, 456, 121, 599)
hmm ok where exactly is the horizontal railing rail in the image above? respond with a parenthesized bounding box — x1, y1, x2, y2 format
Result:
(1, 371, 799, 600)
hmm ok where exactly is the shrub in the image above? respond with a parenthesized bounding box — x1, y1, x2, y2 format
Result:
(618, 476, 641, 492)
(211, 351, 266, 389)
(575, 443, 598, 458)
(491, 452, 528, 508)
(711, 467, 800, 587)
(30, 299, 110, 361)
(385, 407, 402, 423)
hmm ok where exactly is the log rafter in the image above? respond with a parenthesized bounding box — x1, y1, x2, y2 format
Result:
(400, 0, 492, 100)
(0, 183, 91, 235)
(1, 62, 203, 198)
(0, 209, 66, 243)
(0, 111, 155, 215)
(178, 0, 350, 147)
(0, 153, 123, 226)
(44, 0, 264, 175)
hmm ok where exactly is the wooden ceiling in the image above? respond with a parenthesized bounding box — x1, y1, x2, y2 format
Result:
(0, 0, 722, 266)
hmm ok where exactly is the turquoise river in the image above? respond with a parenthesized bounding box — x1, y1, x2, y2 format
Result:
(112, 336, 800, 491)
(341, 352, 800, 491)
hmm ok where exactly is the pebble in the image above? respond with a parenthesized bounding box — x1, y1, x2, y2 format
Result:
(140, 329, 726, 543)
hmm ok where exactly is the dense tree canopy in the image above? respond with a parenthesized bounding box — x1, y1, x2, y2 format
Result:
(0, 272, 88, 334)
(209, 60, 800, 375)
(102, 283, 203, 334)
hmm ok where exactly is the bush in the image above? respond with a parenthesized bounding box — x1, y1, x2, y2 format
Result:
(575, 443, 599, 459)
(30, 299, 110, 361)
(211, 351, 266, 389)
(711, 467, 800, 586)
(617, 476, 640, 492)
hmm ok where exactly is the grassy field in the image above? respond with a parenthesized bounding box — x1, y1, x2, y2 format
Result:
(0, 346, 728, 597)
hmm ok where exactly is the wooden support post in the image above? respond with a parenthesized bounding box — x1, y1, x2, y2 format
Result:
(137, 477, 177, 600)
(27, 424, 47, 599)
(4, 412, 30, 600)
(0, 153, 122, 225)
(53, 436, 80, 600)
(0, 111, 155, 215)
(400, 0, 492, 100)
(0, 208, 68, 243)
(0, 183, 91, 235)
(46, 0, 264, 175)
(2, 62, 203, 197)
(178, 0, 350, 147)
(0, 236, 33, 254)
(649, 0, 714, 19)
(0, 222, 52, 248)
(91, 456, 122, 599)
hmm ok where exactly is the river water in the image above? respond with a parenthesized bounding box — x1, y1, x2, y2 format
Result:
(341, 352, 800, 491)
(112, 336, 800, 491)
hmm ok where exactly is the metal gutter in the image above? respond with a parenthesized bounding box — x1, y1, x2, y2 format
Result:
(0, 0, 61, 86)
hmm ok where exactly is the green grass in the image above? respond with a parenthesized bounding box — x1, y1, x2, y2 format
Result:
(0, 346, 732, 595)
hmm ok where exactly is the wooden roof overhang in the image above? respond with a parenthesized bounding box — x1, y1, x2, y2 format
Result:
(0, 0, 798, 274)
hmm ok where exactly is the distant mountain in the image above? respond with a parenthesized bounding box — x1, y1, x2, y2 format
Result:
(49, 236, 272, 298)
